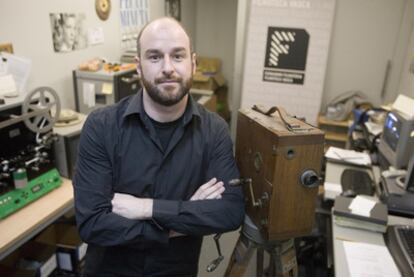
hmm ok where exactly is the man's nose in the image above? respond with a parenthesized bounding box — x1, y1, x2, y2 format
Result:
(162, 55, 174, 76)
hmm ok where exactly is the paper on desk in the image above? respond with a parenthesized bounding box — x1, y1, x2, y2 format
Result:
(343, 241, 401, 277)
(83, 82, 95, 108)
(325, 147, 371, 166)
(0, 74, 17, 96)
(1, 52, 31, 93)
(349, 195, 376, 217)
(364, 121, 383, 136)
(393, 94, 414, 118)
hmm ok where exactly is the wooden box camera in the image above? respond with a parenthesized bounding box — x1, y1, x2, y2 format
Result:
(235, 107, 325, 241)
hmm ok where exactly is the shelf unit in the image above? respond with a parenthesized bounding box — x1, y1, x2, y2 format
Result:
(318, 115, 351, 149)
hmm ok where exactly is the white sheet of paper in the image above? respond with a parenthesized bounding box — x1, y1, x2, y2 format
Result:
(1, 52, 31, 93)
(392, 94, 414, 118)
(349, 195, 376, 217)
(343, 241, 401, 277)
(57, 252, 73, 271)
(0, 74, 17, 95)
(325, 147, 371, 166)
(88, 27, 105, 45)
(83, 82, 95, 108)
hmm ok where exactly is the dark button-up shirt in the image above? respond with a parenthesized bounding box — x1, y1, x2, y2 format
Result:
(74, 90, 244, 276)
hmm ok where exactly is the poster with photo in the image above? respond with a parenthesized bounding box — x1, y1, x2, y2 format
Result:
(240, 0, 336, 124)
(165, 0, 181, 21)
(50, 13, 87, 53)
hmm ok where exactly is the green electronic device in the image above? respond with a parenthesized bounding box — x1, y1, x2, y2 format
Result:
(0, 169, 62, 219)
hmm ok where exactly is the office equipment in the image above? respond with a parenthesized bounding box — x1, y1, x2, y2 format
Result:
(53, 113, 87, 179)
(380, 157, 414, 217)
(332, 211, 412, 277)
(385, 225, 414, 276)
(378, 110, 414, 169)
(333, 196, 387, 233)
(234, 106, 325, 240)
(225, 105, 324, 277)
(341, 168, 375, 196)
(73, 68, 140, 114)
(0, 87, 62, 218)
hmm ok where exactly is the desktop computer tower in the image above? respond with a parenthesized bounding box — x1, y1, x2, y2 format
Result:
(53, 114, 87, 179)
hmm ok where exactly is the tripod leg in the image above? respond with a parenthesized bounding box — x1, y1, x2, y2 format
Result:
(224, 234, 256, 277)
(257, 247, 264, 277)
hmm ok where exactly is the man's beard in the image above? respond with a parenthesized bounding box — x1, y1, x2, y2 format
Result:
(140, 70, 192, 107)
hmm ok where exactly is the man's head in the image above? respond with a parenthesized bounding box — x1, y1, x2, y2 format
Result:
(136, 17, 196, 107)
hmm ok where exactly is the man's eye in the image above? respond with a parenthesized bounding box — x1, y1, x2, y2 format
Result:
(174, 54, 184, 61)
(149, 55, 160, 61)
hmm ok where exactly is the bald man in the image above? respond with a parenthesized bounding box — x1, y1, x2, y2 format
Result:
(74, 17, 244, 276)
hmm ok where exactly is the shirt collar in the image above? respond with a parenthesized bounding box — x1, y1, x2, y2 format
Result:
(122, 89, 201, 124)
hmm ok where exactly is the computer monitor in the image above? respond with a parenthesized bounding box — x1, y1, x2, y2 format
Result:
(378, 110, 414, 169)
(404, 156, 414, 192)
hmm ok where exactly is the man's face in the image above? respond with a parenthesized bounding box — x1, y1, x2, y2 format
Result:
(137, 22, 195, 106)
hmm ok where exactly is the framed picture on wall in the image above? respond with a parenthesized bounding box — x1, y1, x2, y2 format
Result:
(165, 0, 181, 21)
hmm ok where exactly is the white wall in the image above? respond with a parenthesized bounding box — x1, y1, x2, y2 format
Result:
(0, 0, 164, 110)
(398, 22, 414, 99)
(194, 0, 238, 101)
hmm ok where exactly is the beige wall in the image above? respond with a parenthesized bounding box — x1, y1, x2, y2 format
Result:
(398, 23, 414, 100)
(0, 0, 165, 109)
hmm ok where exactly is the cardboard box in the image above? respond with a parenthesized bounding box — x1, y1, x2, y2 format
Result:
(193, 57, 226, 91)
(35, 224, 87, 275)
(0, 241, 57, 277)
(215, 86, 231, 122)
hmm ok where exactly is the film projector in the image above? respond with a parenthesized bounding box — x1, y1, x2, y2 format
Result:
(220, 105, 324, 277)
(0, 87, 62, 219)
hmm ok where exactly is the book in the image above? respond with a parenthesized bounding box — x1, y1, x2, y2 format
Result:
(333, 196, 388, 233)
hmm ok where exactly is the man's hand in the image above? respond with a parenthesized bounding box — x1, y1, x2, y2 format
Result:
(111, 193, 153, 220)
(190, 178, 225, 201)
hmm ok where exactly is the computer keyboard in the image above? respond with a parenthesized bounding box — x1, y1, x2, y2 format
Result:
(341, 168, 375, 196)
(385, 225, 414, 276)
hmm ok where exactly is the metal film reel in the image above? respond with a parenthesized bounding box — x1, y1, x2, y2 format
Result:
(22, 87, 61, 133)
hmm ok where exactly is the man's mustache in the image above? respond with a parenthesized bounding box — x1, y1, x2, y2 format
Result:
(155, 76, 183, 84)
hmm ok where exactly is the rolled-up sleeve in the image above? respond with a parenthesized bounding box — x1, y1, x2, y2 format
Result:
(152, 120, 245, 236)
(74, 112, 169, 246)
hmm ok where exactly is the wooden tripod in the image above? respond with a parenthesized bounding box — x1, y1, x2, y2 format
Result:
(224, 217, 298, 277)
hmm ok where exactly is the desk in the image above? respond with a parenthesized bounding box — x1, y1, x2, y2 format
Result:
(0, 178, 74, 260)
(332, 213, 414, 276)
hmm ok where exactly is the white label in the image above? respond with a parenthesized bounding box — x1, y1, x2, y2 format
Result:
(78, 243, 88, 261)
(57, 252, 72, 271)
(40, 254, 57, 277)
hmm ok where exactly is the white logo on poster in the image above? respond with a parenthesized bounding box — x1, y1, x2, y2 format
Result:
(268, 31, 295, 67)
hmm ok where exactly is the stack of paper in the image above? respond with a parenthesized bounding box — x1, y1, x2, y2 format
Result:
(334, 196, 388, 233)
(343, 241, 401, 277)
(325, 147, 371, 166)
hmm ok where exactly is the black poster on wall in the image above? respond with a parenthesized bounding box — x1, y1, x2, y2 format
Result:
(263, 27, 309, 85)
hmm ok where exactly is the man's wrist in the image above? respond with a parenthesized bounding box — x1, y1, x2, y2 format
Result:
(145, 198, 153, 219)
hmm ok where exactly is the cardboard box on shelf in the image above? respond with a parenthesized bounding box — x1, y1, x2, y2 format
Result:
(193, 57, 226, 91)
(35, 224, 87, 275)
(0, 241, 57, 277)
(215, 86, 231, 122)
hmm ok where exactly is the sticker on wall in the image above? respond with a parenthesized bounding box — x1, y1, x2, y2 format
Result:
(263, 27, 309, 85)
(120, 0, 149, 50)
(50, 13, 87, 53)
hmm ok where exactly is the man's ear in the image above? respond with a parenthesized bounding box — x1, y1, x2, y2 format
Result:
(135, 56, 141, 78)
(191, 53, 197, 75)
